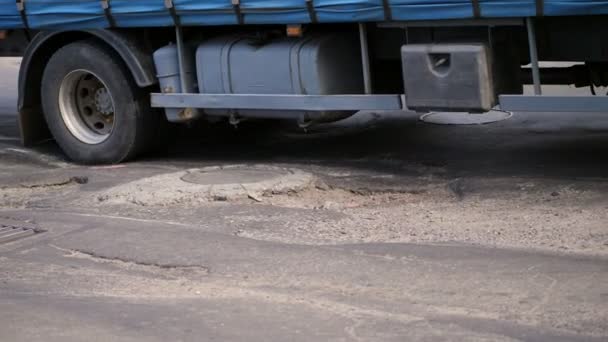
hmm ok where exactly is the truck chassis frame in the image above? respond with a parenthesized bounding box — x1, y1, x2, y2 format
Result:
(151, 17, 608, 115)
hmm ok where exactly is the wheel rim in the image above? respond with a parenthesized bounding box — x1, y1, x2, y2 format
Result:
(58, 70, 115, 144)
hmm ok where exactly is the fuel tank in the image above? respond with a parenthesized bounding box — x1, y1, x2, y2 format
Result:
(195, 33, 364, 123)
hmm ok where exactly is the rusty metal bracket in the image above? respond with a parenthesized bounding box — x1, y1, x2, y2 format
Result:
(381, 0, 392, 21)
(536, 0, 544, 16)
(100, 0, 117, 28)
(15, 0, 31, 40)
(305, 0, 318, 24)
(164, 0, 181, 27)
(232, 0, 244, 25)
(471, 0, 481, 18)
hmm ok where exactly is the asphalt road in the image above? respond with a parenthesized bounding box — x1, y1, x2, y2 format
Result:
(1, 58, 607, 341)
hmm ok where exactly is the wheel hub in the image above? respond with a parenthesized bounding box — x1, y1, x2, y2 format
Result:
(58, 70, 116, 144)
(94, 88, 114, 115)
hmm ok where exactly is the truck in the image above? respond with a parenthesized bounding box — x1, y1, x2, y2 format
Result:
(0, 0, 607, 164)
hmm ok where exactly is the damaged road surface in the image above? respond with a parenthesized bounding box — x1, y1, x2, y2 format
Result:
(1, 58, 608, 340)
(2, 211, 607, 342)
(2, 136, 608, 342)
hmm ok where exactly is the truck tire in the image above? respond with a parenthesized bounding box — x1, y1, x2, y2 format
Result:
(41, 40, 158, 164)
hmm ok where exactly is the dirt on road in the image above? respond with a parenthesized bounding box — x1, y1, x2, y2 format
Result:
(2, 153, 606, 257)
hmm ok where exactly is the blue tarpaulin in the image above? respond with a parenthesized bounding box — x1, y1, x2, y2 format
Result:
(1, 0, 607, 30)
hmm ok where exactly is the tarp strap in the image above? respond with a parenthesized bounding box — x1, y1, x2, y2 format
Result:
(305, 0, 318, 24)
(164, 0, 181, 27)
(382, 0, 392, 21)
(536, 0, 544, 16)
(100, 0, 116, 28)
(15, 0, 31, 40)
(471, 0, 481, 18)
(232, 0, 244, 25)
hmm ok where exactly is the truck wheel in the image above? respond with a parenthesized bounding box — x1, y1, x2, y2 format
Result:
(41, 40, 157, 164)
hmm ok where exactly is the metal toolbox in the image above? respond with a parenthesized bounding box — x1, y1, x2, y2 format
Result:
(401, 44, 495, 112)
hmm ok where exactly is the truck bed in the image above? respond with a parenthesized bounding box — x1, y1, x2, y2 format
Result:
(2, 0, 608, 30)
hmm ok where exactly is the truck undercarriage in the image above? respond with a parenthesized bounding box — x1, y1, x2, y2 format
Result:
(0, 12, 606, 163)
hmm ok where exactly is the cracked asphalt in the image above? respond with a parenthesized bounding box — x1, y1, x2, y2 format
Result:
(1, 58, 608, 341)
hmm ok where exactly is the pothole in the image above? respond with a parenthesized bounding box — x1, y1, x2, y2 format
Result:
(181, 167, 289, 185)
(93, 165, 316, 207)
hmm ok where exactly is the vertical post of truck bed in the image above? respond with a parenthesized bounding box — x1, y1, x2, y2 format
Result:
(165, 0, 189, 93)
(175, 26, 188, 93)
(525, 17, 542, 95)
(358, 23, 373, 94)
